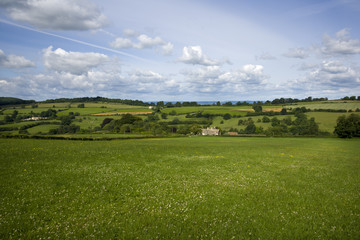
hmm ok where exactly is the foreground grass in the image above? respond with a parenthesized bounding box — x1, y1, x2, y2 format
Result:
(0, 137, 359, 239)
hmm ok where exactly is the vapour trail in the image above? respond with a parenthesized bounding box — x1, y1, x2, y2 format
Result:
(0, 18, 152, 63)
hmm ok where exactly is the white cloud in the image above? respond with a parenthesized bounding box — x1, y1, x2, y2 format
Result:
(283, 48, 309, 59)
(0, 49, 35, 68)
(135, 34, 165, 49)
(297, 62, 318, 71)
(43, 46, 109, 75)
(123, 29, 138, 37)
(110, 37, 133, 49)
(179, 46, 222, 66)
(287, 61, 360, 93)
(161, 42, 174, 56)
(110, 32, 173, 55)
(181, 64, 268, 95)
(0, 0, 108, 30)
(255, 52, 276, 60)
(321, 28, 360, 56)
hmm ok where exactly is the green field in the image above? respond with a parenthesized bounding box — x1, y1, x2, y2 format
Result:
(284, 101, 360, 111)
(1, 100, 360, 136)
(1, 137, 359, 239)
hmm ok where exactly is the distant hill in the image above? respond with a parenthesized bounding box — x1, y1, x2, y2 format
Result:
(42, 97, 150, 106)
(0, 97, 35, 106)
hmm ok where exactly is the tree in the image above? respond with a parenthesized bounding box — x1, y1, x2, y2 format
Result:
(280, 108, 287, 115)
(223, 113, 231, 120)
(165, 102, 174, 108)
(120, 114, 142, 125)
(189, 124, 202, 135)
(161, 112, 168, 119)
(244, 122, 256, 134)
(252, 104, 262, 113)
(290, 114, 319, 135)
(334, 114, 360, 138)
(271, 117, 280, 126)
(77, 103, 85, 108)
(101, 118, 113, 128)
(169, 110, 177, 116)
(223, 101, 233, 106)
(156, 101, 164, 107)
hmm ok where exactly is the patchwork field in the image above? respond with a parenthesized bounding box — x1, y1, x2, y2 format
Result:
(1, 137, 359, 239)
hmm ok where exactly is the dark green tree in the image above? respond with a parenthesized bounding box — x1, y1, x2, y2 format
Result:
(252, 104, 262, 113)
(223, 113, 231, 120)
(245, 122, 256, 134)
(271, 117, 280, 126)
(101, 118, 113, 128)
(161, 113, 168, 119)
(334, 114, 360, 138)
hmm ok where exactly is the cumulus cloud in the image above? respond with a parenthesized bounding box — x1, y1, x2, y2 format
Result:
(321, 28, 360, 56)
(283, 48, 309, 59)
(161, 42, 174, 56)
(0, 0, 108, 30)
(179, 46, 223, 66)
(43, 46, 109, 75)
(123, 29, 138, 37)
(181, 64, 268, 95)
(110, 32, 173, 55)
(287, 61, 360, 94)
(255, 52, 276, 60)
(297, 62, 318, 71)
(126, 70, 183, 95)
(110, 37, 133, 49)
(0, 49, 35, 68)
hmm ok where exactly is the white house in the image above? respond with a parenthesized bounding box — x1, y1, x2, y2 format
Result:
(201, 127, 220, 136)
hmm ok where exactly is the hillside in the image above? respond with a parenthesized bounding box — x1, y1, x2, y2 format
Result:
(0, 98, 359, 138)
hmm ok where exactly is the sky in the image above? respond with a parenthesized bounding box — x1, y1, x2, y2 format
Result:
(0, 0, 360, 101)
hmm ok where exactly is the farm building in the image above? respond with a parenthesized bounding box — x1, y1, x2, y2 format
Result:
(202, 127, 220, 136)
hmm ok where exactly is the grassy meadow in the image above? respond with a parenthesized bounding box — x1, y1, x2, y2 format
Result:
(1, 137, 359, 239)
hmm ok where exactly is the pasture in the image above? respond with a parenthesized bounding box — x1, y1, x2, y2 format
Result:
(0, 137, 359, 239)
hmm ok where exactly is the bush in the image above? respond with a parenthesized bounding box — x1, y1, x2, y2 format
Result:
(262, 116, 270, 122)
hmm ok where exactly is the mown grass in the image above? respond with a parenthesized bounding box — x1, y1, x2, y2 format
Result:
(0, 137, 359, 239)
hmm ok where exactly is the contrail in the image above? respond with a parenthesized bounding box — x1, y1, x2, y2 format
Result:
(0, 18, 152, 63)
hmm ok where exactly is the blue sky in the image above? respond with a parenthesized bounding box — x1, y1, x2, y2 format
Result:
(0, 0, 360, 101)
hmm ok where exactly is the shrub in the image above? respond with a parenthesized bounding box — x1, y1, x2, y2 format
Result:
(262, 116, 270, 122)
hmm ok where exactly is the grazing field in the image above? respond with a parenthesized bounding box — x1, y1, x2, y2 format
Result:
(1, 137, 359, 239)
